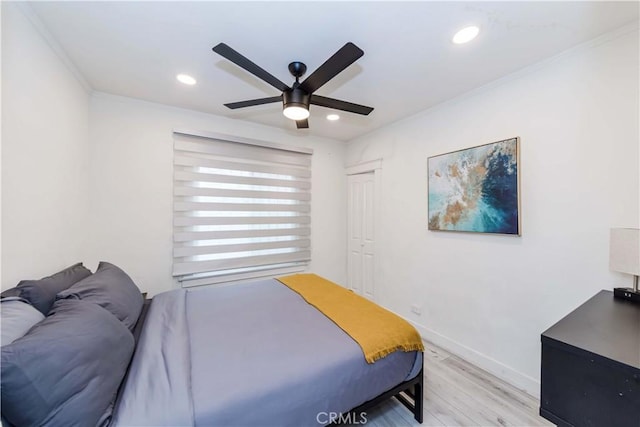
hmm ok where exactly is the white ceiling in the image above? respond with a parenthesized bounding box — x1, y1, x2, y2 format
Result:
(27, 1, 639, 141)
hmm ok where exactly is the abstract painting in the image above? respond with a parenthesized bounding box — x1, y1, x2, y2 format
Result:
(428, 137, 520, 235)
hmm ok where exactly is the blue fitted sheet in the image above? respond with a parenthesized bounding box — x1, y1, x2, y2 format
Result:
(112, 278, 421, 426)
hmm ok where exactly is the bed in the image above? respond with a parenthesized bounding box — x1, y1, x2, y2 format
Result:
(1, 263, 424, 426)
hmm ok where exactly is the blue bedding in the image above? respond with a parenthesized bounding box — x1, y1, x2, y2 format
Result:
(112, 278, 422, 426)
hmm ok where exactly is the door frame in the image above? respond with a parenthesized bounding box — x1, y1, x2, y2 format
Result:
(346, 159, 382, 301)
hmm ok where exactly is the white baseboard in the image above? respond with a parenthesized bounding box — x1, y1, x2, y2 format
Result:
(409, 320, 541, 398)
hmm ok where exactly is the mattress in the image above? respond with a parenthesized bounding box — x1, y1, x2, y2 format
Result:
(112, 278, 421, 426)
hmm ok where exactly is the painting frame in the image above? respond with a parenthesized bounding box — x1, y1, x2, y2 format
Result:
(427, 137, 521, 236)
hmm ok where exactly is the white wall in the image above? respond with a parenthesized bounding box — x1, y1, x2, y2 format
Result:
(346, 25, 639, 395)
(1, 3, 90, 288)
(87, 93, 347, 296)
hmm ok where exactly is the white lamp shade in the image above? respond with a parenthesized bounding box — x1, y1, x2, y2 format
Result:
(609, 228, 640, 275)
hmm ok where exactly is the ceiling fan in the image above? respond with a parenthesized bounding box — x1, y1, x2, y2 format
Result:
(212, 42, 374, 129)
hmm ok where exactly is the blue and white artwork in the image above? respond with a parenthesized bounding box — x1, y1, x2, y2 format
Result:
(428, 138, 520, 235)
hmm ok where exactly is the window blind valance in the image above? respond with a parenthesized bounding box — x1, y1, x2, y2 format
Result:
(173, 131, 312, 285)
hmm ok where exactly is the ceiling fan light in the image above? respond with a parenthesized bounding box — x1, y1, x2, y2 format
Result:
(283, 105, 309, 121)
(283, 88, 311, 121)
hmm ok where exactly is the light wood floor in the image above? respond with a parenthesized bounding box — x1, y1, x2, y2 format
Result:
(347, 340, 554, 427)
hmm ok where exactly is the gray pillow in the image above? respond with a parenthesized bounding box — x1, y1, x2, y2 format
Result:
(1, 299, 134, 427)
(57, 261, 143, 330)
(0, 298, 45, 346)
(0, 263, 92, 315)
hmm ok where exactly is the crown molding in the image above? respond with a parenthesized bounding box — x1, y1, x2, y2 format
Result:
(14, 2, 92, 93)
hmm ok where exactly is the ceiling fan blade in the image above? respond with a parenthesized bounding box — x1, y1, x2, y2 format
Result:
(299, 42, 364, 94)
(296, 119, 309, 129)
(224, 96, 282, 109)
(213, 43, 290, 92)
(310, 95, 373, 115)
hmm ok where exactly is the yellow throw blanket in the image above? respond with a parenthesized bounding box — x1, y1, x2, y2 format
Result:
(277, 273, 424, 364)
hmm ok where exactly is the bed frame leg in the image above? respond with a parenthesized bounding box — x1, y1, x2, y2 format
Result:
(340, 361, 425, 425)
(414, 372, 424, 423)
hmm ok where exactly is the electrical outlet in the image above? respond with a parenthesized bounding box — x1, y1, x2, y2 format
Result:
(411, 304, 421, 315)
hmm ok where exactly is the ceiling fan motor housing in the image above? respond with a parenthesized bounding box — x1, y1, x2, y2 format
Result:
(283, 87, 310, 110)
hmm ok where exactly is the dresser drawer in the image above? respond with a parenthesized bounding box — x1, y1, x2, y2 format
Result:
(541, 340, 640, 427)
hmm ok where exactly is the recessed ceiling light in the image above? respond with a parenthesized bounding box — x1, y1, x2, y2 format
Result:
(176, 74, 197, 85)
(452, 26, 480, 44)
(326, 114, 340, 121)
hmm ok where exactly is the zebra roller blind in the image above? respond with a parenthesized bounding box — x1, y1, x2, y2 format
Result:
(173, 130, 312, 284)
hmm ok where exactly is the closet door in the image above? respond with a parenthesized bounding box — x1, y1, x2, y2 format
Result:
(347, 172, 375, 301)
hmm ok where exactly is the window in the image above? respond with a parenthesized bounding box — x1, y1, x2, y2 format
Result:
(173, 130, 312, 286)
